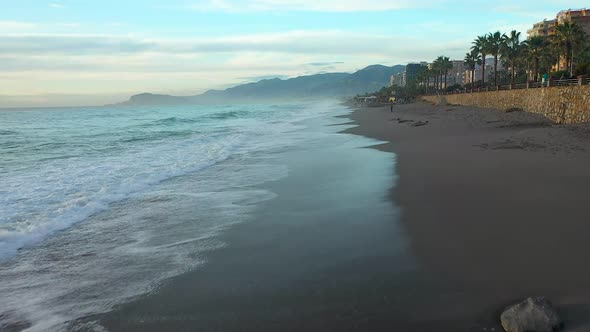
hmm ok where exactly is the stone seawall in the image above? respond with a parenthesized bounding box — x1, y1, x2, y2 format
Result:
(421, 86, 590, 124)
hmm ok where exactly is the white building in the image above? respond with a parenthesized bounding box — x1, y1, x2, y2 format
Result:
(445, 60, 466, 87)
(464, 57, 502, 85)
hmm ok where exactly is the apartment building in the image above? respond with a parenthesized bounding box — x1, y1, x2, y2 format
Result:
(557, 8, 590, 35)
(446, 60, 466, 87)
(463, 58, 497, 85)
(402, 62, 428, 86)
(527, 8, 590, 38)
(527, 19, 557, 37)
(389, 74, 404, 87)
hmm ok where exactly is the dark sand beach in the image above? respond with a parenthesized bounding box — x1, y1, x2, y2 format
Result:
(345, 102, 590, 331)
(94, 102, 590, 332)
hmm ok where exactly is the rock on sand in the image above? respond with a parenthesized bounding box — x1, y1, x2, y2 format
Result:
(500, 297, 561, 332)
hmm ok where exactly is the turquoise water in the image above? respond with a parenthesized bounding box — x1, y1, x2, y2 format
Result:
(0, 102, 353, 331)
(0, 103, 337, 258)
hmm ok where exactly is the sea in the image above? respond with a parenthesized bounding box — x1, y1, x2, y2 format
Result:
(0, 101, 399, 331)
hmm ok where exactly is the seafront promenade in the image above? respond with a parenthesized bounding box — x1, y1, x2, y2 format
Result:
(422, 82, 590, 124)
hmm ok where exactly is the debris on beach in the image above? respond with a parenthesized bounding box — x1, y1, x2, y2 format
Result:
(392, 118, 428, 127)
(411, 121, 429, 127)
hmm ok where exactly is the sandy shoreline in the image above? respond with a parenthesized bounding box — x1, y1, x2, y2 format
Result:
(96, 107, 442, 331)
(88, 101, 590, 332)
(344, 102, 590, 331)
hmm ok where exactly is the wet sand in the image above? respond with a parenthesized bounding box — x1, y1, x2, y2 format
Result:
(97, 112, 471, 332)
(93, 102, 590, 332)
(345, 102, 590, 331)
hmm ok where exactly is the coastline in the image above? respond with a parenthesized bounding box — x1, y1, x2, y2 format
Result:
(94, 104, 449, 331)
(344, 101, 590, 331)
(59, 100, 590, 331)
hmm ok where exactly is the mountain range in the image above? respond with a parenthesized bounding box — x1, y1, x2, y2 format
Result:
(119, 64, 405, 105)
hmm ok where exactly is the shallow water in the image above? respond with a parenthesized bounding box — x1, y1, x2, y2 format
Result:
(1, 101, 365, 331)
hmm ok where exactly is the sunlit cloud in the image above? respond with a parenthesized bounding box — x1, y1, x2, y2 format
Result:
(0, 21, 37, 32)
(2, 0, 581, 107)
(0, 29, 467, 107)
(0, 30, 466, 57)
(185, 0, 439, 12)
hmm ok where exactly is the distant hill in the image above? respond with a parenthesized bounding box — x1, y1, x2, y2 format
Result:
(119, 64, 405, 105)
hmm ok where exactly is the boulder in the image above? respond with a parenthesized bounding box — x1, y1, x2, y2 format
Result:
(500, 297, 561, 332)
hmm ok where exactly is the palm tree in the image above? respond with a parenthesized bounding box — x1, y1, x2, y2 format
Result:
(525, 36, 548, 81)
(440, 56, 453, 89)
(487, 31, 506, 86)
(426, 68, 434, 92)
(501, 30, 522, 84)
(425, 68, 435, 91)
(432, 56, 443, 90)
(553, 21, 586, 74)
(414, 67, 427, 92)
(464, 50, 482, 91)
(472, 35, 490, 88)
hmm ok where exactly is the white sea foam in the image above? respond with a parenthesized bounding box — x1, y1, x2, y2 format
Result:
(0, 101, 347, 331)
(0, 102, 340, 259)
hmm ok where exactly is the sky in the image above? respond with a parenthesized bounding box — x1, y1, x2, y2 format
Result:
(0, 0, 587, 107)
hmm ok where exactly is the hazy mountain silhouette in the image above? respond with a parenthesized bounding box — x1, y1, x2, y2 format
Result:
(119, 64, 404, 105)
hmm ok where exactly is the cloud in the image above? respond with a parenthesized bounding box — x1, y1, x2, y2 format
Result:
(490, 23, 534, 35)
(185, 0, 439, 12)
(49, 3, 65, 8)
(0, 34, 155, 55)
(238, 74, 289, 81)
(308, 61, 344, 66)
(0, 30, 469, 90)
(0, 29, 470, 107)
(0, 21, 37, 32)
(0, 30, 466, 58)
(492, 5, 555, 21)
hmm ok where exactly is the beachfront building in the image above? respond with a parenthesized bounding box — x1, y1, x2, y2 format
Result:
(390, 74, 403, 87)
(557, 8, 590, 35)
(527, 9, 590, 38)
(527, 9, 590, 72)
(445, 60, 466, 87)
(402, 62, 428, 87)
(527, 19, 557, 37)
(463, 58, 496, 85)
(557, 9, 590, 72)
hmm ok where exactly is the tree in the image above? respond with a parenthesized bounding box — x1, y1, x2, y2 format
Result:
(524, 36, 548, 81)
(414, 67, 430, 93)
(501, 30, 523, 84)
(424, 68, 435, 92)
(577, 42, 590, 66)
(440, 56, 453, 89)
(487, 31, 506, 86)
(432, 56, 453, 90)
(464, 50, 482, 91)
(553, 20, 587, 75)
(472, 35, 490, 88)
(432, 56, 443, 90)
(425, 68, 434, 91)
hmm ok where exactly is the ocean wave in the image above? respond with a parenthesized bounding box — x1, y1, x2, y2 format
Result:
(0, 102, 342, 261)
(206, 110, 252, 120)
(0, 134, 243, 260)
(0, 101, 348, 331)
(0, 157, 286, 332)
(118, 129, 197, 143)
(150, 116, 202, 126)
